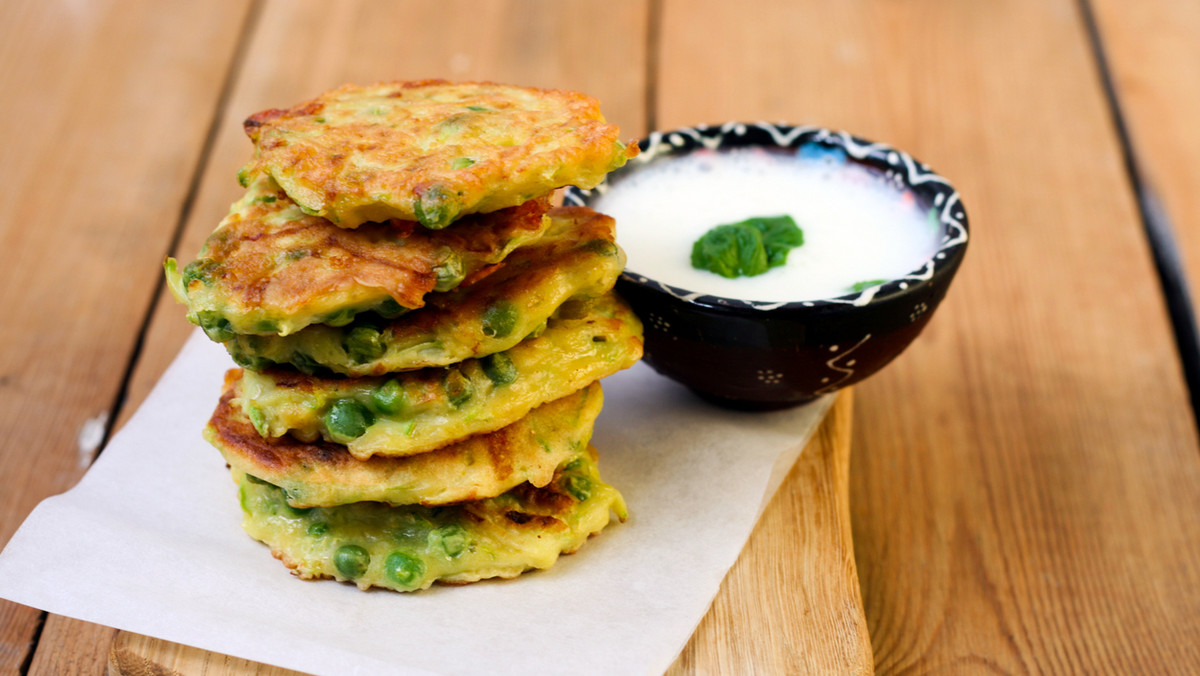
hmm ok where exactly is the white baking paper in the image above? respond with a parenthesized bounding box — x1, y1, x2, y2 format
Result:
(0, 330, 832, 676)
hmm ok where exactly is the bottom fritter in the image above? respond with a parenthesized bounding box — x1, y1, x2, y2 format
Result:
(234, 448, 626, 592)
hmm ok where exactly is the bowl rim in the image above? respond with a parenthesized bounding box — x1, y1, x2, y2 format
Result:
(563, 121, 969, 313)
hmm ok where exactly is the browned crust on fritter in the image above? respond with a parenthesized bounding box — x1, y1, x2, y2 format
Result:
(240, 80, 635, 228)
(209, 378, 495, 493)
(242, 80, 448, 143)
(385, 206, 616, 343)
(200, 188, 550, 316)
(208, 370, 600, 507)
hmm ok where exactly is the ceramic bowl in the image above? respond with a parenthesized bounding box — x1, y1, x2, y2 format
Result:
(564, 122, 969, 409)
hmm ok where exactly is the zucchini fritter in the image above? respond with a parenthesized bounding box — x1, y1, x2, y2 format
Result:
(225, 207, 629, 376)
(210, 371, 604, 508)
(241, 80, 635, 229)
(237, 295, 643, 459)
(234, 447, 625, 592)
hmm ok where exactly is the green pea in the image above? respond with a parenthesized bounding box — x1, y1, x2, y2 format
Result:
(384, 551, 425, 589)
(196, 311, 235, 343)
(237, 485, 252, 513)
(281, 498, 311, 517)
(414, 185, 459, 229)
(324, 399, 375, 443)
(429, 524, 468, 558)
(229, 349, 273, 372)
(375, 297, 408, 319)
(253, 319, 280, 334)
(433, 253, 465, 292)
(371, 379, 406, 415)
(247, 405, 268, 437)
(181, 258, 220, 287)
(322, 307, 357, 327)
(564, 474, 593, 502)
(481, 352, 517, 386)
(334, 545, 370, 579)
(581, 239, 619, 257)
(443, 368, 474, 408)
(307, 521, 329, 537)
(481, 300, 518, 339)
(342, 326, 385, 363)
(291, 352, 321, 375)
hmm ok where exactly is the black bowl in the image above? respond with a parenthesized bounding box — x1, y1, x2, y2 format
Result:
(565, 122, 969, 409)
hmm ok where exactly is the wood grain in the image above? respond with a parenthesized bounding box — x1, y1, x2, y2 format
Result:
(27, 619, 115, 676)
(106, 392, 865, 676)
(656, 0, 1200, 672)
(1090, 0, 1200, 343)
(108, 632, 308, 676)
(668, 390, 871, 675)
(0, 0, 252, 672)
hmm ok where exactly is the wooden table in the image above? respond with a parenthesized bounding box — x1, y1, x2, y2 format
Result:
(4, 1, 1200, 673)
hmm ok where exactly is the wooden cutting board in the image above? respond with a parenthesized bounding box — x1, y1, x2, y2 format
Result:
(107, 390, 871, 676)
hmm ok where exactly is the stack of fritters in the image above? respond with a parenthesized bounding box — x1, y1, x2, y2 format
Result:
(166, 81, 642, 592)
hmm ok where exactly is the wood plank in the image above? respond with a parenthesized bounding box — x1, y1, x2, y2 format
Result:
(668, 390, 871, 675)
(0, 0, 253, 672)
(26, 619, 115, 676)
(656, 0, 1200, 672)
(108, 391, 864, 675)
(109, 631, 308, 676)
(1089, 0, 1200, 355)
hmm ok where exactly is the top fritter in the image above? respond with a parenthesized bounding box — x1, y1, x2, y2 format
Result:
(240, 80, 636, 230)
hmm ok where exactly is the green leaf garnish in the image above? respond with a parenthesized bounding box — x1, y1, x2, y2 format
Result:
(850, 279, 887, 293)
(690, 215, 804, 278)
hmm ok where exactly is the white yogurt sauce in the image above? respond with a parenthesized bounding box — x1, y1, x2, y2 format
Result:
(591, 146, 942, 302)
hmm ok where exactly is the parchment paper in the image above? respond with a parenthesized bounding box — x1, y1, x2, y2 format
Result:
(0, 330, 832, 676)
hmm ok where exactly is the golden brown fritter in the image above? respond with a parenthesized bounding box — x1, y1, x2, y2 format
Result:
(224, 208, 632, 376)
(209, 370, 605, 508)
(165, 176, 551, 338)
(236, 292, 643, 459)
(233, 444, 625, 592)
(240, 80, 636, 229)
